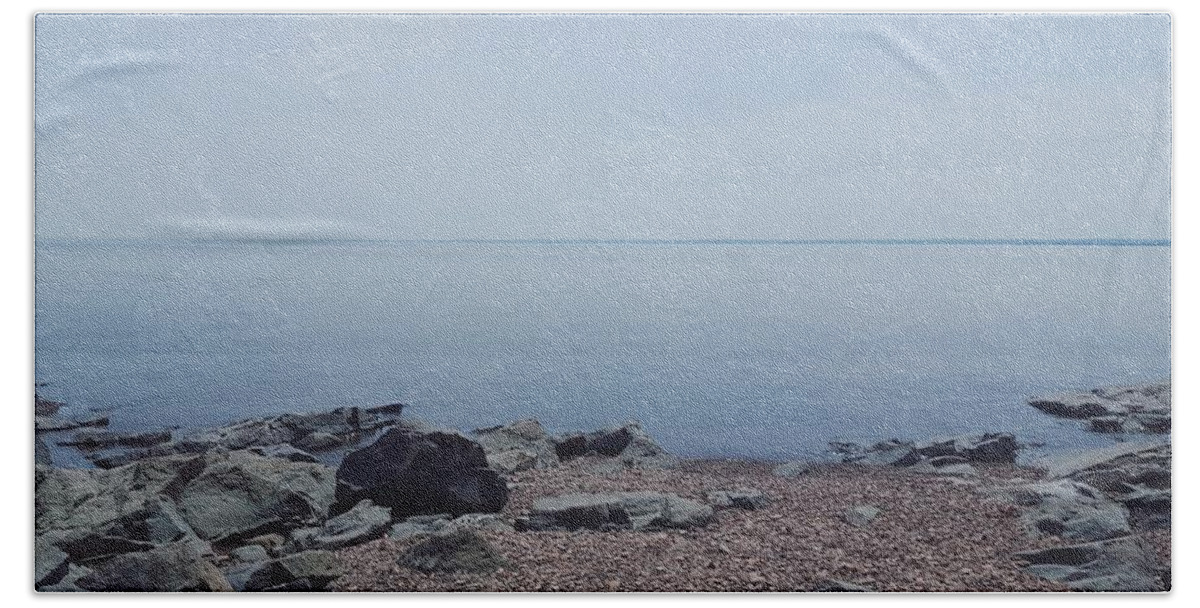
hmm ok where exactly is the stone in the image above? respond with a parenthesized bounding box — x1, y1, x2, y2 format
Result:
(389, 514, 452, 540)
(35, 536, 69, 589)
(36, 436, 53, 467)
(229, 544, 270, 564)
(397, 529, 507, 574)
(36, 454, 201, 534)
(843, 505, 881, 528)
(1007, 480, 1131, 542)
(59, 429, 172, 449)
(239, 550, 344, 592)
(472, 419, 560, 472)
(297, 499, 392, 551)
(446, 513, 515, 534)
(294, 432, 343, 453)
(333, 426, 508, 519)
(174, 450, 336, 545)
(1029, 381, 1170, 435)
(243, 533, 288, 557)
(771, 461, 813, 478)
(76, 540, 232, 592)
(38, 564, 93, 593)
(706, 488, 769, 510)
(1014, 536, 1165, 591)
(35, 415, 110, 433)
(248, 443, 320, 463)
(35, 394, 64, 417)
(521, 492, 714, 532)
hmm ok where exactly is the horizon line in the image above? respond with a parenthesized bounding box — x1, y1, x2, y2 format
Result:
(35, 237, 1172, 247)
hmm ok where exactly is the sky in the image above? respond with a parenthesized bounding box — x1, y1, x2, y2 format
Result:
(33, 13, 1171, 242)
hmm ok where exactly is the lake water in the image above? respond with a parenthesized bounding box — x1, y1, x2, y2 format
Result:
(34, 240, 1170, 461)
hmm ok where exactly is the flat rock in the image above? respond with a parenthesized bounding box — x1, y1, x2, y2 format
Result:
(295, 499, 392, 551)
(554, 422, 678, 470)
(1014, 536, 1165, 592)
(472, 419, 560, 473)
(521, 492, 714, 532)
(706, 488, 770, 510)
(1029, 381, 1170, 435)
(843, 505, 881, 528)
(397, 529, 507, 574)
(237, 550, 344, 592)
(35, 415, 109, 433)
(1006, 479, 1131, 542)
(248, 443, 320, 463)
(389, 514, 452, 540)
(35, 536, 70, 589)
(334, 426, 508, 519)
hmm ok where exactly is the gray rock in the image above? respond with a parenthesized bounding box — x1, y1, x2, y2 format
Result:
(446, 513, 515, 534)
(35, 436, 53, 467)
(174, 450, 336, 545)
(1014, 536, 1165, 591)
(35, 415, 109, 433)
(59, 429, 172, 449)
(294, 431, 343, 453)
(35, 536, 69, 589)
(771, 460, 813, 477)
(522, 492, 714, 532)
(35, 394, 64, 417)
(555, 422, 678, 470)
(706, 488, 769, 510)
(76, 540, 232, 592)
(239, 550, 344, 592)
(38, 564, 93, 593)
(909, 459, 979, 478)
(229, 544, 270, 564)
(248, 443, 320, 463)
(472, 419, 560, 473)
(36, 454, 201, 534)
(397, 529, 507, 574)
(843, 505, 881, 528)
(333, 426, 508, 519)
(1030, 381, 1170, 435)
(389, 514, 452, 540)
(1007, 480, 1131, 542)
(299, 499, 392, 551)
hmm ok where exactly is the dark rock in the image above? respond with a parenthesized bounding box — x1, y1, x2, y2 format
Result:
(35, 536, 69, 589)
(521, 492, 714, 532)
(1006, 480, 1131, 542)
(35, 394, 64, 417)
(38, 564, 93, 592)
(552, 433, 588, 461)
(59, 429, 172, 449)
(35, 415, 109, 433)
(76, 540, 232, 592)
(1088, 416, 1125, 433)
(1030, 381, 1170, 435)
(333, 426, 508, 519)
(397, 529, 507, 574)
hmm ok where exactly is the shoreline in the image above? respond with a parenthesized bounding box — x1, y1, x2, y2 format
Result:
(34, 381, 1171, 592)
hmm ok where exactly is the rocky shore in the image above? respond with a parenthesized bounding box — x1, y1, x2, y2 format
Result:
(34, 380, 1170, 592)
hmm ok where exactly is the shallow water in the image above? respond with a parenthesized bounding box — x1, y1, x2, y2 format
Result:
(34, 240, 1170, 461)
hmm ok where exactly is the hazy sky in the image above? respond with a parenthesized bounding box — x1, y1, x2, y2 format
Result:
(35, 13, 1171, 241)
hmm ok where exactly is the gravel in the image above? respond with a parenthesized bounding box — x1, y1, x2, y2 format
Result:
(333, 457, 1079, 592)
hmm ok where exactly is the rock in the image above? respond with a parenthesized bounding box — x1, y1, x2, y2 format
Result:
(59, 429, 172, 449)
(229, 544, 270, 564)
(36, 454, 201, 534)
(35, 394, 64, 417)
(814, 579, 873, 592)
(35, 415, 109, 433)
(446, 513, 515, 534)
(1006, 479, 1131, 542)
(1029, 381, 1170, 435)
(35, 436, 52, 467)
(174, 450, 336, 545)
(295, 499, 392, 551)
(913, 433, 1020, 464)
(706, 488, 769, 510)
(1037, 440, 1170, 480)
(772, 460, 813, 477)
(521, 492, 714, 532)
(909, 459, 979, 478)
(243, 533, 288, 557)
(1034, 441, 1170, 533)
(247, 443, 320, 463)
(553, 422, 677, 470)
(76, 540, 232, 592)
(38, 564, 93, 592)
(472, 419, 560, 473)
(35, 536, 69, 589)
(389, 514, 452, 540)
(1014, 535, 1164, 591)
(397, 529, 507, 574)
(843, 505, 881, 528)
(333, 426, 508, 519)
(238, 550, 344, 592)
(294, 432, 343, 453)
(551, 433, 588, 461)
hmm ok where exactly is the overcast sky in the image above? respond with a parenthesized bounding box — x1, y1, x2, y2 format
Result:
(34, 13, 1171, 241)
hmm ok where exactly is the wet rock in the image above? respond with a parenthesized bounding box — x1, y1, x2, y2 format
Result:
(76, 540, 232, 592)
(553, 422, 678, 470)
(843, 505, 881, 528)
(397, 529, 507, 574)
(333, 426, 508, 519)
(1014, 536, 1164, 592)
(472, 419, 560, 473)
(174, 450, 336, 545)
(247, 443, 320, 463)
(35, 394, 64, 417)
(38, 564, 93, 592)
(521, 492, 714, 532)
(706, 488, 769, 510)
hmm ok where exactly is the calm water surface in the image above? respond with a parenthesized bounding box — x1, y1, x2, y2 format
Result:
(34, 241, 1170, 461)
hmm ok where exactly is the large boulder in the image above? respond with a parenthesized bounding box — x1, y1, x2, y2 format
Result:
(1014, 536, 1166, 592)
(471, 419, 560, 473)
(520, 492, 714, 532)
(333, 426, 508, 519)
(555, 422, 679, 471)
(75, 540, 232, 592)
(173, 450, 336, 545)
(35, 454, 200, 534)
